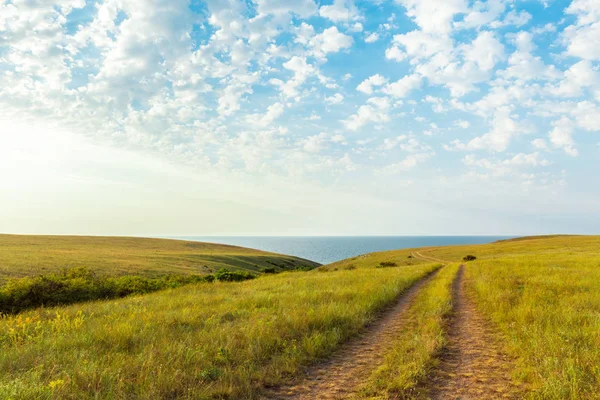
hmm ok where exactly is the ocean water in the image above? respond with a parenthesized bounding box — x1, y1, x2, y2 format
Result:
(174, 236, 513, 265)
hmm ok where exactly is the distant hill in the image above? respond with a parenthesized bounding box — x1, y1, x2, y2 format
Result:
(0, 234, 320, 281)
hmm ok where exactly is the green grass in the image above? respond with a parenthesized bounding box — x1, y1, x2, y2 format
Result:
(0, 234, 319, 281)
(0, 263, 437, 399)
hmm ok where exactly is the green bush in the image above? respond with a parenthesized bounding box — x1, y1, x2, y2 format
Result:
(214, 269, 256, 282)
(261, 267, 278, 274)
(463, 255, 477, 262)
(377, 261, 398, 268)
(0, 267, 216, 315)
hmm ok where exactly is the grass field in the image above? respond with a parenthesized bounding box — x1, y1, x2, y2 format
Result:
(0, 234, 319, 281)
(2, 234, 600, 399)
(0, 263, 437, 399)
(413, 235, 600, 399)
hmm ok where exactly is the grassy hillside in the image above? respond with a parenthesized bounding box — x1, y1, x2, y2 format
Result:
(0, 234, 319, 281)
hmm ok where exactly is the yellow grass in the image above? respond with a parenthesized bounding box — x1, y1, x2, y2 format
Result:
(420, 235, 600, 398)
(0, 234, 319, 281)
(0, 264, 437, 399)
(4, 234, 600, 398)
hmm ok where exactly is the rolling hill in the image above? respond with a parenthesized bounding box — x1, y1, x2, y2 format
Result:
(0, 234, 320, 281)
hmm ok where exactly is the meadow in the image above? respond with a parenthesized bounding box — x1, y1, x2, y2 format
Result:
(416, 235, 600, 399)
(0, 263, 437, 399)
(2, 234, 600, 399)
(0, 234, 319, 281)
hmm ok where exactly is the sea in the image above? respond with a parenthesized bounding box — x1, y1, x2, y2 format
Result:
(172, 236, 513, 265)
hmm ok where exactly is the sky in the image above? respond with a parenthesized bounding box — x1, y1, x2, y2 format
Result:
(0, 0, 599, 236)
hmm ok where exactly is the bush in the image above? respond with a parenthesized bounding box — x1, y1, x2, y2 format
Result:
(214, 269, 256, 282)
(377, 261, 398, 268)
(0, 267, 217, 315)
(261, 267, 278, 274)
(463, 255, 477, 262)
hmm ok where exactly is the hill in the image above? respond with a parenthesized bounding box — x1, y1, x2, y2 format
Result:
(0, 234, 320, 281)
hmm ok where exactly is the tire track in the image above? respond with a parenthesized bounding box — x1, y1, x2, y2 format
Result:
(425, 265, 523, 399)
(263, 269, 439, 400)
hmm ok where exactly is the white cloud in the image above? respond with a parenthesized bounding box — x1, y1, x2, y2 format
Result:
(396, 0, 468, 34)
(1, 0, 599, 236)
(456, 0, 506, 29)
(319, 0, 360, 22)
(255, 0, 318, 18)
(532, 138, 549, 150)
(386, 30, 504, 97)
(349, 22, 364, 32)
(381, 135, 408, 150)
(571, 101, 600, 131)
(548, 61, 600, 98)
(357, 74, 387, 94)
(389, 30, 453, 61)
(446, 107, 523, 152)
(383, 74, 422, 98)
(385, 46, 406, 62)
(365, 32, 379, 43)
(563, 0, 600, 60)
(325, 93, 345, 105)
(500, 31, 561, 82)
(462, 31, 505, 72)
(247, 102, 286, 127)
(272, 56, 317, 98)
(309, 26, 354, 59)
(343, 97, 391, 130)
(493, 10, 532, 28)
(302, 132, 330, 153)
(331, 134, 347, 144)
(455, 120, 470, 129)
(549, 117, 578, 156)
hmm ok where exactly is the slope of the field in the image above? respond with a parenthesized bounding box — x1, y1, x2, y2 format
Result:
(0, 234, 319, 281)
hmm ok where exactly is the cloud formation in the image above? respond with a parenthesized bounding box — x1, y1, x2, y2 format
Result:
(1, 0, 599, 234)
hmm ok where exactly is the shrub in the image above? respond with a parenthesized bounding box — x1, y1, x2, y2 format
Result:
(377, 261, 398, 268)
(261, 267, 278, 274)
(463, 255, 477, 262)
(0, 267, 217, 315)
(214, 269, 256, 282)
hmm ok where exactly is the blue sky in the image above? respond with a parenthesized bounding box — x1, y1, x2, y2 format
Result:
(0, 0, 599, 235)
